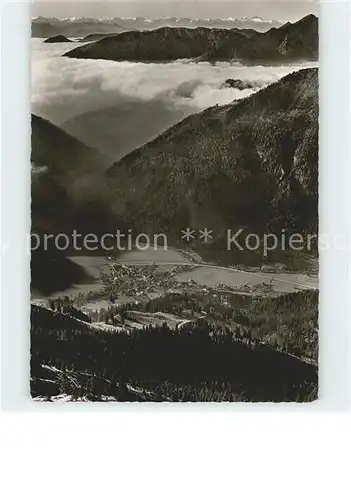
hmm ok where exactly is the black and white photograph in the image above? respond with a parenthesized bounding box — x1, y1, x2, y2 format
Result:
(30, 0, 319, 403)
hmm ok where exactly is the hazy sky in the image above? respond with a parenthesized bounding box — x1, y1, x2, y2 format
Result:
(32, 1, 318, 22)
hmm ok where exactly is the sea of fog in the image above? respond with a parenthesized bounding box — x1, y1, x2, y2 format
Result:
(31, 38, 318, 158)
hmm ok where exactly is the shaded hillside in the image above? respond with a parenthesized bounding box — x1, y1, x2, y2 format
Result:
(106, 68, 318, 237)
(65, 26, 233, 61)
(31, 114, 116, 232)
(64, 15, 317, 64)
(114, 16, 281, 32)
(31, 114, 110, 207)
(31, 114, 112, 225)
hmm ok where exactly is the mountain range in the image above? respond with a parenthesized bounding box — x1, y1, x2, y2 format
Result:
(64, 14, 317, 64)
(32, 16, 282, 38)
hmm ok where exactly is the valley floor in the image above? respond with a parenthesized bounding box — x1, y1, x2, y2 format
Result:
(32, 247, 318, 303)
(30, 247, 319, 403)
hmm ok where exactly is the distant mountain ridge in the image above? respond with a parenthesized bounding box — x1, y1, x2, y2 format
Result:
(32, 15, 282, 38)
(32, 18, 131, 38)
(32, 68, 318, 239)
(64, 14, 318, 64)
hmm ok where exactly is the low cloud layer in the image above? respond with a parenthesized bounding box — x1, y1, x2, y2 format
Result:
(31, 39, 317, 158)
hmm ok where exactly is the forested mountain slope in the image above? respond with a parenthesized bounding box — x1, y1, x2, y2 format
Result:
(106, 68, 318, 237)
